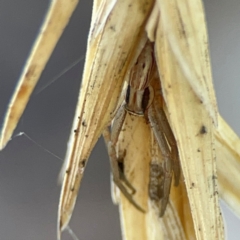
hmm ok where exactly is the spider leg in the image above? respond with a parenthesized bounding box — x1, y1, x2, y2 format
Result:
(102, 106, 144, 212)
(153, 96, 181, 186)
(148, 104, 173, 217)
(103, 129, 136, 194)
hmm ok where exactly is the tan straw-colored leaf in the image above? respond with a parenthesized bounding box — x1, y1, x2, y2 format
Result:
(149, 0, 225, 239)
(58, 0, 155, 238)
(216, 115, 240, 218)
(0, 0, 79, 150)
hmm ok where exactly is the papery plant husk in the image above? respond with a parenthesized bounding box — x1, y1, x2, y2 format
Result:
(148, 0, 224, 239)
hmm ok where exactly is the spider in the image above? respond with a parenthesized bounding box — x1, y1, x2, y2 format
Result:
(103, 40, 180, 216)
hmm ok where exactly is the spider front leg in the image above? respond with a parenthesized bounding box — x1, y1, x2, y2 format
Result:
(102, 105, 145, 212)
(147, 85, 181, 216)
(148, 105, 173, 216)
(152, 92, 181, 187)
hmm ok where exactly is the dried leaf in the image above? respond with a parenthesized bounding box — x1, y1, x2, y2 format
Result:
(216, 115, 240, 218)
(151, 0, 225, 239)
(58, 0, 155, 237)
(0, 0, 79, 149)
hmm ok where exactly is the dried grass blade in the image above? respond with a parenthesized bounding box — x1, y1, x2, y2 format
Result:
(169, 177, 195, 239)
(152, 0, 225, 239)
(216, 115, 240, 217)
(0, 0, 79, 150)
(58, 0, 155, 237)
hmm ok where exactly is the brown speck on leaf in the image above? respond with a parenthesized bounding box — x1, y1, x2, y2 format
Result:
(212, 175, 217, 180)
(200, 125, 207, 134)
(81, 159, 86, 168)
(17, 85, 29, 102)
(176, 7, 187, 39)
(110, 25, 116, 31)
(25, 65, 36, 79)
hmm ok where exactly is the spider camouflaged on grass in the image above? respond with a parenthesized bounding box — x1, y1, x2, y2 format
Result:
(103, 41, 180, 217)
(1, 0, 240, 240)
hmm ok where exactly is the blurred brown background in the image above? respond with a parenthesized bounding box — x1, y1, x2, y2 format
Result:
(0, 1, 240, 239)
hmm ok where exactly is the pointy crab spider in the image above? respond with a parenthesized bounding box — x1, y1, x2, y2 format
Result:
(103, 40, 180, 216)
